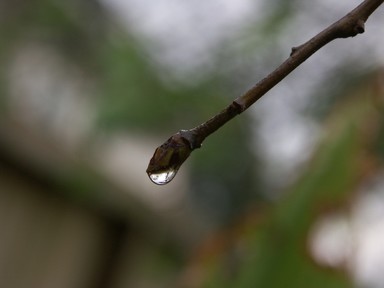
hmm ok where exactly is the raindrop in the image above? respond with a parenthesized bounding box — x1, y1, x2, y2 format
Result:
(148, 168, 178, 185)
(146, 130, 194, 185)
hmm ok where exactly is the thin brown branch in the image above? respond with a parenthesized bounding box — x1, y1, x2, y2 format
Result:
(147, 0, 383, 185)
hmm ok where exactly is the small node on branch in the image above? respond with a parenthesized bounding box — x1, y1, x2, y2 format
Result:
(290, 46, 300, 56)
(354, 19, 365, 34)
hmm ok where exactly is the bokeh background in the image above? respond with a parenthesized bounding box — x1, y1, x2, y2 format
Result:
(0, 0, 384, 287)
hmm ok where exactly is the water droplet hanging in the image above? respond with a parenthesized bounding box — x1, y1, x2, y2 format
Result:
(148, 169, 178, 185)
(146, 131, 193, 185)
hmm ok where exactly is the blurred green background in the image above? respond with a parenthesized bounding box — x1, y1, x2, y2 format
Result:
(0, 0, 384, 287)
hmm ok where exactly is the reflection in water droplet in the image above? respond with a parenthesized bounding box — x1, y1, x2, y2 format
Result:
(148, 168, 178, 185)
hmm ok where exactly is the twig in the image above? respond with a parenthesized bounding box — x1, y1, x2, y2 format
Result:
(147, 0, 383, 185)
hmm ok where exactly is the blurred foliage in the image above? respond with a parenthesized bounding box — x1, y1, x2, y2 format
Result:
(186, 76, 384, 288)
(0, 0, 261, 226)
(98, 35, 223, 131)
(305, 62, 374, 121)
